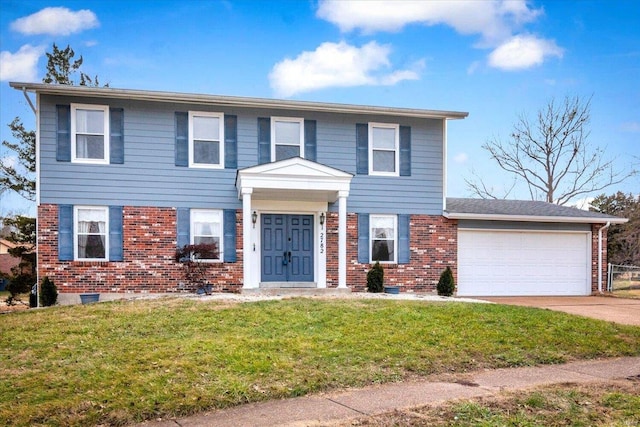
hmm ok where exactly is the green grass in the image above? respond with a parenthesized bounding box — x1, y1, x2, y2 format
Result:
(350, 381, 640, 426)
(1, 297, 640, 426)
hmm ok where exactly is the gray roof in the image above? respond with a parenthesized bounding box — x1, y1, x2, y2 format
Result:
(445, 198, 627, 224)
(10, 82, 468, 120)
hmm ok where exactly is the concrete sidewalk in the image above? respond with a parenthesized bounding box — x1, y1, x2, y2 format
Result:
(137, 356, 640, 427)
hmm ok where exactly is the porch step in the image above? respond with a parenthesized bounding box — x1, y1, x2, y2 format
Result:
(259, 282, 318, 289)
(242, 287, 352, 297)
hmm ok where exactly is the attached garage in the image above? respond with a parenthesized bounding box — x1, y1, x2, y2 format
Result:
(445, 198, 628, 297)
(457, 229, 590, 296)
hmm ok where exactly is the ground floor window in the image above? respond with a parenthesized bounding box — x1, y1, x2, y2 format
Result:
(75, 206, 108, 260)
(370, 214, 396, 263)
(191, 209, 223, 261)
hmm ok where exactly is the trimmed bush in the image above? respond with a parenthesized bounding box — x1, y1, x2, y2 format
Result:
(40, 276, 58, 307)
(367, 261, 384, 293)
(437, 266, 455, 296)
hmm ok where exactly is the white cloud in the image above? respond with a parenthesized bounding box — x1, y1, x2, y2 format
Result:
(453, 152, 469, 164)
(0, 44, 45, 82)
(488, 35, 563, 70)
(317, 0, 541, 42)
(269, 41, 421, 97)
(10, 7, 98, 36)
(1, 155, 17, 169)
(620, 121, 640, 133)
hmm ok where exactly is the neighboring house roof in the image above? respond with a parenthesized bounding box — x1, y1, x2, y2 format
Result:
(444, 198, 628, 224)
(10, 82, 469, 120)
(0, 254, 20, 275)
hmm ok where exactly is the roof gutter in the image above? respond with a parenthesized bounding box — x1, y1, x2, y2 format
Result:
(598, 221, 611, 294)
(10, 82, 469, 120)
(444, 212, 628, 224)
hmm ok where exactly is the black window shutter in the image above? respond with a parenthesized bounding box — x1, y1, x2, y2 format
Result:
(110, 108, 124, 164)
(56, 105, 71, 162)
(58, 204, 73, 260)
(175, 112, 188, 167)
(399, 126, 411, 176)
(224, 115, 237, 169)
(356, 123, 368, 174)
(357, 213, 370, 263)
(176, 208, 190, 248)
(304, 120, 316, 162)
(257, 117, 271, 164)
(398, 214, 410, 264)
(109, 206, 124, 261)
(223, 209, 237, 262)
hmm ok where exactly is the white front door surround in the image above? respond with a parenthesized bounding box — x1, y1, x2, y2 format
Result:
(236, 158, 353, 289)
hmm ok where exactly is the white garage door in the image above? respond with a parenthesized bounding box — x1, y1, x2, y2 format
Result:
(457, 230, 590, 296)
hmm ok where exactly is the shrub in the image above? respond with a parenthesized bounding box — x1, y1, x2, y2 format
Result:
(40, 276, 58, 307)
(367, 261, 384, 293)
(437, 266, 455, 296)
(5, 273, 33, 305)
(175, 243, 219, 294)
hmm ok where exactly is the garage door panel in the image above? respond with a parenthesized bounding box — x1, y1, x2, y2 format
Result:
(458, 230, 590, 296)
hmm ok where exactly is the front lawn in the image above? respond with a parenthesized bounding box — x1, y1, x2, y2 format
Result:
(1, 297, 639, 426)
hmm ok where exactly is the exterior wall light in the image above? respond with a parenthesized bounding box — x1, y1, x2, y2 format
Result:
(252, 211, 257, 228)
(319, 212, 325, 226)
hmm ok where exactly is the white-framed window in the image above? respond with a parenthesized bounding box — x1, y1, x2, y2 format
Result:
(191, 209, 223, 261)
(71, 104, 109, 164)
(74, 206, 109, 261)
(370, 214, 397, 263)
(369, 123, 399, 176)
(189, 111, 224, 168)
(271, 117, 304, 161)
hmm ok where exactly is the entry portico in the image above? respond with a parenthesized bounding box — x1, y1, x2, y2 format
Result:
(236, 157, 353, 289)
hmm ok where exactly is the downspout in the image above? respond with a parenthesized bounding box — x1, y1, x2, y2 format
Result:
(22, 87, 38, 307)
(598, 221, 611, 294)
(22, 87, 36, 114)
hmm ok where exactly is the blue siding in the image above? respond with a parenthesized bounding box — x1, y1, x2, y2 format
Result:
(39, 95, 445, 215)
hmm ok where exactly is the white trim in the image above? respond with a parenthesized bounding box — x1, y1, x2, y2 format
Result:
(368, 122, 399, 176)
(370, 214, 398, 264)
(442, 119, 447, 211)
(13, 82, 469, 120)
(74, 205, 109, 261)
(70, 103, 110, 164)
(36, 92, 41, 206)
(189, 209, 223, 262)
(446, 211, 628, 224)
(270, 116, 304, 162)
(188, 111, 224, 169)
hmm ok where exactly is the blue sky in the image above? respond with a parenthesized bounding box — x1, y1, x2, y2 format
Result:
(1, 0, 639, 216)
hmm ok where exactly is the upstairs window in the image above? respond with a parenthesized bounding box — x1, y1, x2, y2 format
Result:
(71, 104, 109, 164)
(189, 112, 224, 168)
(370, 214, 397, 263)
(75, 206, 108, 261)
(369, 123, 399, 176)
(272, 117, 304, 161)
(191, 209, 223, 261)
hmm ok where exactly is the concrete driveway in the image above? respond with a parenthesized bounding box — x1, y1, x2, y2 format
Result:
(478, 296, 640, 326)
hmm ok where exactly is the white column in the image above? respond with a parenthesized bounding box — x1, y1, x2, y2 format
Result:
(338, 191, 348, 288)
(242, 188, 254, 289)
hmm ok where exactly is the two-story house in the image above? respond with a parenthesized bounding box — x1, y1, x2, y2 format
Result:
(11, 83, 625, 304)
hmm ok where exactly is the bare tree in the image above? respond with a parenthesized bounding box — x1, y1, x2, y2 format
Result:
(466, 95, 636, 205)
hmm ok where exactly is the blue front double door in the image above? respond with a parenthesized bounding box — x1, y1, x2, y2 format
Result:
(261, 214, 314, 282)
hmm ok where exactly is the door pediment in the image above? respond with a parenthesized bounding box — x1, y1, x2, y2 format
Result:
(236, 157, 352, 202)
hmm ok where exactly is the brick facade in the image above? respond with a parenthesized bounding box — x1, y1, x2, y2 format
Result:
(38, 205, 458, 295)
(325, 213, 457, 292)
(38, 204, 243, 295)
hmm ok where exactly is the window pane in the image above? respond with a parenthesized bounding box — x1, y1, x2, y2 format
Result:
(193, 116, 219, 140)
(275, 121, 301, 144)
(193, 140, 220, 164)
(76, 109, 104, 134)
(372, 127, 395, 149)
(373, 150, 395, 172)
(77, 209, 106, 259)
(76, 135, 105, 159)
(372, 240, 394, 262)
(275, 144, 300, 161)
